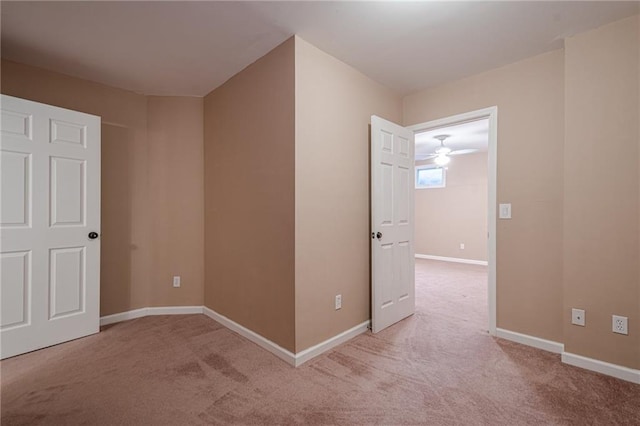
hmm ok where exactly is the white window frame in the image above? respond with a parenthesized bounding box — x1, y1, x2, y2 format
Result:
(415, 164, 446, 189)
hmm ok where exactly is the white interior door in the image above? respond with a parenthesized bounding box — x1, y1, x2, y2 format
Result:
(371, 115, 415, 333)
(1, 95, 101, 359)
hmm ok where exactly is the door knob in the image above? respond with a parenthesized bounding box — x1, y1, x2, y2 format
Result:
(88, 232, 99, 240)
(376, 232, 382, 240)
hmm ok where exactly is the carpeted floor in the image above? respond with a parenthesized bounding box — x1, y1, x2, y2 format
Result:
(2, 259, 639, 425)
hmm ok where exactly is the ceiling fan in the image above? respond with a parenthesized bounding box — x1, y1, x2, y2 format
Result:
(425, 134, 478, 166)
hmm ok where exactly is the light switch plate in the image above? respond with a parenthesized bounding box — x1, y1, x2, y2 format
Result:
(499, 203, 512, 219)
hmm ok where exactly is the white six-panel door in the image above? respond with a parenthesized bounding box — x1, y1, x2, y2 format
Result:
(1, 95, 101, 359)
(371, 115, 415, 333)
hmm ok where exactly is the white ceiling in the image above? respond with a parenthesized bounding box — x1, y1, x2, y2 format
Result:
(415, 119, 488, 161)
(2, 2, 638, 97)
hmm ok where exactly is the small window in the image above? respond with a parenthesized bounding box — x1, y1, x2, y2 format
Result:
(416, 165, 446, 189)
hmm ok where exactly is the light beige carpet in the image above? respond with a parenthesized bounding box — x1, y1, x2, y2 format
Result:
(2, 259, 639, 424)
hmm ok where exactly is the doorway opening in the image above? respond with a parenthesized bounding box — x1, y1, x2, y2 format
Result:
(408, 107, 497, 335)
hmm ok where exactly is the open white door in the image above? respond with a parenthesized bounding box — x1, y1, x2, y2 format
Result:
(1, 95, 101, 359)
(371, 115, 415, 333)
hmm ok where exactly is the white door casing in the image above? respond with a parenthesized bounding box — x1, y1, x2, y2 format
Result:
(371, 115, 415, 333)
(1, 95, 101, 359)
(406, 106, 498, 335)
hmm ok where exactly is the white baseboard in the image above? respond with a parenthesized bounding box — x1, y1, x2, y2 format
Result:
(101, 305, 367, 367)
(203, 307, 369, 367)
(497, 328, 640, 385)
(496, 328, 564, 354)
(100, 308, 149, 326)
(294, 320, 370, 366)
(101, 308, 639, 382)
(147, 306, 204, 316)
(415, 253, 488, 266)
(562, 352, 640, 385)
(203, 307, 297, 366)
(100, 306, 203, 326)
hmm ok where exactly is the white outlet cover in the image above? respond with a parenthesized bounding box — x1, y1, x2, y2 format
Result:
(571, 308, 585, 326)
(173, 276, 181, 288)
(612, 315, 628, 335)
(499, 203, 512, 219)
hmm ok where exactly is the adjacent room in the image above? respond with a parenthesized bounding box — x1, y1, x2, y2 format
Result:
(1, 1, 639, 424)
(414, 119, 490, 333)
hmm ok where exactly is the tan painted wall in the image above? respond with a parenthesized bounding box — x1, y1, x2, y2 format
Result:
(5, 17, 637, 368)
(563, 16, 639, 369)
(147, 97, 205, 307)
(294, 37, 402, 352)
(415, 153, 488, 262)
(1, 60, 205, 316)
(404, 50, 565, 343)
(203, 39, 296, 352)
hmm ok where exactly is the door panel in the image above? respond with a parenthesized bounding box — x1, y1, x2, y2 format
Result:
(0, 251, 30, 329)
(396, 165, 410, 224)
(49, 247, 85, 319)
(50, 156, 86, 226)
(381, 163, 393, 224)
(379, 243, 394, 308)
(0, 95, 100, 359)
(50, 119, 87, 147)
(1, 109, 32, 140)
(371, 115, 415, 333)
(1, 151, 30, 227)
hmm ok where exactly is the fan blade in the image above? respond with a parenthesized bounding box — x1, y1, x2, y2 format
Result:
(449, 149, 479, 156)
(416, 154, 438, 160)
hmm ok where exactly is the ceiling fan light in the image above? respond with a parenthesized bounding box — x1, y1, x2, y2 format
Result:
(434, 155, 450, 166)
(436, 147, 452, 155)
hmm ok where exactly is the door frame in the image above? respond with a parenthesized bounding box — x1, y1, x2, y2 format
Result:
(406, 106, 498, 336)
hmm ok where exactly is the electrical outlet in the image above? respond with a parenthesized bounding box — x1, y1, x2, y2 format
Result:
(571, 308, 585, 326)
(173, 276, 181, 288)
(612, 315, 628, 335)
(335, 294, 342, 310)
(460, 243, 465, 250)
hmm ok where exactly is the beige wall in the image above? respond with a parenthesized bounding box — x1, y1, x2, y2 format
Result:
(4, 16, 638, 369)
(415, 153, 488, 262)
(563, 16, 639, 369)
(404, 50, 565, 343)
(294, 37, 402, 351)
(1, 60, 205, 316)
(203, 38, 296, 352)
(147, 97, 205, 307)
(404, 15, 640, 369)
